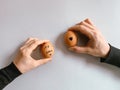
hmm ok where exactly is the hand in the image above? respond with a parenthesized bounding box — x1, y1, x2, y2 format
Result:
(13, 38, 52, 73)
(68, 18, 110, 58)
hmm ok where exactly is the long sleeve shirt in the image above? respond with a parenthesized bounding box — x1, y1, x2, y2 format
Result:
(0, 63, 21, 89)
(0, 45, 120, 89)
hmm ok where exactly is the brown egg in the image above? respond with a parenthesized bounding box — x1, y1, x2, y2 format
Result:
(64, 31, 78, 47)
(41, 42, 54, 58)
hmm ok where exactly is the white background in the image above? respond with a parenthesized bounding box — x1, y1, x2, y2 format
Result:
(0, 0, 120, 90)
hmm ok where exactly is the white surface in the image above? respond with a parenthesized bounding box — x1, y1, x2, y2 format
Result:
(0, 0, 120, 90)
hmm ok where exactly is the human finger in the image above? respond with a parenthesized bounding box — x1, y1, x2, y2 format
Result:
(27, 40, 49, 53)
(25, 37, 39, 45)
(68, 25, 92, 39)
(34, 58, 52, 66)
(20, 39, 36, 50)
(80, 21, 94, 30)
(84, 18, 95, 26)
(69, 46, 89, 54)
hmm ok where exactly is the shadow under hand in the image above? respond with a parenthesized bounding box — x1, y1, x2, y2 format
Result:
(55, 31, 93, 60)
(31, 46, 43, 60)
(55, 32, 120, 79)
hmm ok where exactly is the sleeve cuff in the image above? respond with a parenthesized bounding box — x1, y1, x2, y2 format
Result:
(100, 44, 112, 62)
(100, 44, 120, 67)
(2, 62, 22, 80)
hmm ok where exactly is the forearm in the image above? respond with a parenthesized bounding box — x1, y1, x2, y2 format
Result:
(0, 63, 21, 89)
(100, 45, 120, 67)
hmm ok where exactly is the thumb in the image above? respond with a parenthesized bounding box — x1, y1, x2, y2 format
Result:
(35, 58, 52, 67)
(69, 46, 89, 54)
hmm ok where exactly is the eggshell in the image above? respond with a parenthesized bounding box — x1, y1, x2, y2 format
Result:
(41, 42, 54, 58)
(64, 31, 78, 47)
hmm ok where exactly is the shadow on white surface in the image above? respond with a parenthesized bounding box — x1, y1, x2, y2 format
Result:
(55, 32, 120, 80)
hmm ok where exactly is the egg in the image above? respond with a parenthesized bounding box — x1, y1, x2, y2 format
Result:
(64, 31, 78, 47)
(41, 42, 54, 58)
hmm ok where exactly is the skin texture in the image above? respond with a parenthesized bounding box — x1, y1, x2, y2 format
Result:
(13, 38, 52, 73)
(68, 18, 110, 58)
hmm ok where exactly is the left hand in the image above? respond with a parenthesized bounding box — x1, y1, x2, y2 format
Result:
(13, 38, 52, 73)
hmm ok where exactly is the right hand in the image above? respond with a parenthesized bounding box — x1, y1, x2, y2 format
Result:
(68, 18, 110, 58)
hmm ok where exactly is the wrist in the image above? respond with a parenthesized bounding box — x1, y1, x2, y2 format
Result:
(101, 44, 110, 58)
(13, 61, 25, 74)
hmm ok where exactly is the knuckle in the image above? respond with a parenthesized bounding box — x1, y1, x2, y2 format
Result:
(80, 21, 84, 25)
(79, 25, 85, 30)
(20, 49, 28, 56)
(91, 31, 98, 39)
(19, 47, 25, 54)
(20, 47, 23, 51)
(34, 40, 39, 45)
(93, 31, 97, 36)
(79, 25, 83, 28)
